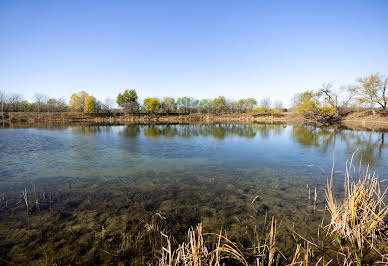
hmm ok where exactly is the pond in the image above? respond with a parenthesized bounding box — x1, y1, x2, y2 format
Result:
(0, 123, 387, 264)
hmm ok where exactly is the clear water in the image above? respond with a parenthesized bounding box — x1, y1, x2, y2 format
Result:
(0, 123, 387, 264)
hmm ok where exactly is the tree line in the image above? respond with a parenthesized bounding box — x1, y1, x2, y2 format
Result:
(0, 90, 284, 115)
(0, 73, 386, 116)
(292, 73, 388, 122)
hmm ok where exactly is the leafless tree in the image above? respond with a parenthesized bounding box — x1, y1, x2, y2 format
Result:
(33, 93, 48, 112)
(57, 97, 68, 112)
(102, 98, 115, 111)
(7, 94, 23, 112)
(318, 83, 357, 114)
(260, 97, 271, 111)
(273, 100, 284, 111)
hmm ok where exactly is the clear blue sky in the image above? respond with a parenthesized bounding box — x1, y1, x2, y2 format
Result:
(1, 0, 387, 106)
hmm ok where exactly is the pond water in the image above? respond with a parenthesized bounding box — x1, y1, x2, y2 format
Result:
(0, 123, 387, 264)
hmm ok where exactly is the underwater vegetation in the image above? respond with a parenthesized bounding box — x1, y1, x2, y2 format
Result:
(157, 158, 388, 266)
(0, 159, 386, 265)
(1, 123, 387, 265)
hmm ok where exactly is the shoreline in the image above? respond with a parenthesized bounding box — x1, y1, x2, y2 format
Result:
(2, 111, 388, 130)
(2, 111, 298, 123)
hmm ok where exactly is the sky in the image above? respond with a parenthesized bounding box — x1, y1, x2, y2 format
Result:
(0, 0, 387, 107)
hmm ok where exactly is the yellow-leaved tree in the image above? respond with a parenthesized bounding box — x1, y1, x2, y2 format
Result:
(69, 91, 89, 112)
(143, 98, 161, 113)
(355, 73, 387, 110)
(83, 96, 98, 113)
(293, 91, 320, 114)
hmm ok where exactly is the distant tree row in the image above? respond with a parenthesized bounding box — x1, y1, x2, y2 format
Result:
(292, 73, 387, 121)
(115, 89, 285, 115)
(0, 88, 283, 115)
(0, 92, 68, 113)
(1, 73, 386, 116)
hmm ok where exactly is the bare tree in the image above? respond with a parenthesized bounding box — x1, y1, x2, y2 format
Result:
(8, 94, 23, 112)
(103, 98, 115, 111)
(33, 93, 48, 112)
(56, 97, 68, 112)
(318, 83, 357, 114)
(260, 97, 271, 111)
(273, 100, 284, 111)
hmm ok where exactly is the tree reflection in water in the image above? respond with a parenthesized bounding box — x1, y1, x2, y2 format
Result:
(118, 123, 387, 167)
(292, 125, 387, 167)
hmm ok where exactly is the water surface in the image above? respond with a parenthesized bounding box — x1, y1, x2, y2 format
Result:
(0, 123, 387, 264)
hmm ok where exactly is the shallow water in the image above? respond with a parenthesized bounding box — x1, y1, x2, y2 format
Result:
(0, 123, 387, 264)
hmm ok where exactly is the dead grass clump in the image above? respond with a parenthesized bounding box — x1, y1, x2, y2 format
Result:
(158, 223, 248, 266)
(325, 157, 388, 263)
(251, 216, 284, 266)
(157, 157, 388, 265)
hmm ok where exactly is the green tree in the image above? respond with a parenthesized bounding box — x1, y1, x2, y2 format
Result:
(116, 89, 139, 113)
(47, 98, 57, 112)
(162, 97, 176, 113)
(69, 91, 88, 112)
(19, 100, 34, 112)
(355, 73, 387, 110)
(232, 99, 244, 113)
(143, 97, 161, 113)
(176, 97, 194, 113)
(192, 99, 200, 113)
(244, 98, 257, 112)
(199, 99, 211, 113)
(84, 96, 98, 113)
(211, 96, 226, 114)
(47, 98, 68, 112)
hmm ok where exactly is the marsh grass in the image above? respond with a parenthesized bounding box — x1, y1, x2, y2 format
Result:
(158, 223, 248, 266)
(283, 158, 388, 265)
(325, 156, 388, 264)
(1, 158, 386, 265)
(157, 158, 388, 265)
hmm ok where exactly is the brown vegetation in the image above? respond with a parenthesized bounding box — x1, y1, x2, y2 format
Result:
(2, 111, 295, 124)
(156, 159, 388, 266)
(3, 110, 388, 127)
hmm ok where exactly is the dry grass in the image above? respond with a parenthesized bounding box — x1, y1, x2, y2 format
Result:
(325, 156, 388, 263)
(251, 216, 284, 266)
(158, 223, 248, 266)
(157, 157, 388, 265)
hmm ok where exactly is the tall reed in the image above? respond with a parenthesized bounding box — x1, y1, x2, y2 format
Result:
(325, 157, 388, 263)
(158, 223, 248, 266)
(156, 157, 388, 265)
